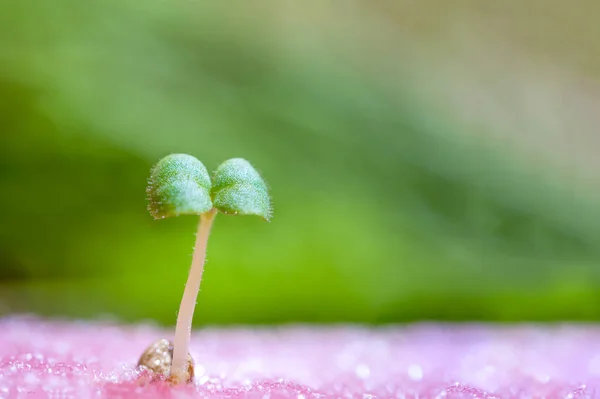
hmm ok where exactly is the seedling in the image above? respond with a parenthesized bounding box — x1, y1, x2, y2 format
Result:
(138, 154, 271, 384)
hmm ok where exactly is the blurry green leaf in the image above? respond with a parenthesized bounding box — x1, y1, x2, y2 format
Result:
(146, 154, 212, 219)
(212, 158, 272, 220)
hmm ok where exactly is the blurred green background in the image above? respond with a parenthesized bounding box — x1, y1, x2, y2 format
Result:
(2, 0, 600, 325)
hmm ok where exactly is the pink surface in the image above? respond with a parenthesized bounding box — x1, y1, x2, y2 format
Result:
(0, 316, 598, 399)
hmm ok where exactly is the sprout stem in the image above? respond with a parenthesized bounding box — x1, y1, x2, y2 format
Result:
(171, 208, 217, 382)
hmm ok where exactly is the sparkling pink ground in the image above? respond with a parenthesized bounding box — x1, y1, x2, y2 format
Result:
(0, 316, 598, 399)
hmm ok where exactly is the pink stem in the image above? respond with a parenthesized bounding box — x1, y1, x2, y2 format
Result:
(171, 208, 217, 382)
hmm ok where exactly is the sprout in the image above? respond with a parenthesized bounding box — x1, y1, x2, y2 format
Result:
(139, 154, 271, 385)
